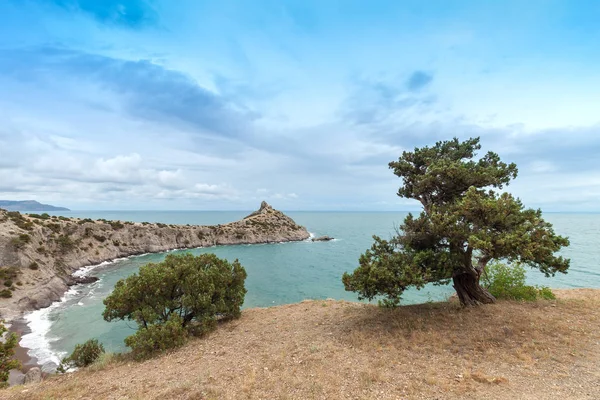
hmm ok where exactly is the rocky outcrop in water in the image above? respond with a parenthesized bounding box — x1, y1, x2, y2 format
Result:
(0, 202, 309, 320)
(312, 236, 334, 242)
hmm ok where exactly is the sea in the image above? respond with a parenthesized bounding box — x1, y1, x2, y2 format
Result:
(18, 211, 600, 372)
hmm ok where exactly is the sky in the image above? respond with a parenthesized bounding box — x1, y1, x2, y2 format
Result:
(0, 0, 599, 211)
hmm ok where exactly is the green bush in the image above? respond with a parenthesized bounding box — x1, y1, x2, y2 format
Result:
(103, 253, 247, 359)
(0, 266, 19, 281)
(109, 221, 124, 230)
(57, 339, 105, 372)
(0, 290, 11, 298)
(124, 315, 188, 360)
(483, 262, 555, 301)
(93, 235, 107, 243)
(56, 234, 75, 253)
(10, 233, 31, 249)
(0, 321, 20, 388)
(46, 223, 61, 233)
(29, 262, 39, 270)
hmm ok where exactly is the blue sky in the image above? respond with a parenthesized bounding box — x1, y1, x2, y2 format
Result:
(0, 0, 599, 211)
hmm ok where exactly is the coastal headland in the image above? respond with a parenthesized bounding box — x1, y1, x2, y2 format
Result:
(0, 201, 309, 322)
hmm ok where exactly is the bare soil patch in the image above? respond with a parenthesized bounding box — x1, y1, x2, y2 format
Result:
(3, 289, 599, 399)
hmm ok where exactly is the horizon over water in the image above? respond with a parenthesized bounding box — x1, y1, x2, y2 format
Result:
(19, 210, 600, 372)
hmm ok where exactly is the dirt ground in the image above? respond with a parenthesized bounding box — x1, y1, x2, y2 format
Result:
(3, 289, 599, 400)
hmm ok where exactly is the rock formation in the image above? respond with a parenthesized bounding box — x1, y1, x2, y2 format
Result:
(0, 202, 309, 320)
(23, 367, 42, 385)
(312, 236, 334, 242)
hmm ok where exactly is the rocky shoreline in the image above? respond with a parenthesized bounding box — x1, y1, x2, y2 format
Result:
(0, 201, 310, 323)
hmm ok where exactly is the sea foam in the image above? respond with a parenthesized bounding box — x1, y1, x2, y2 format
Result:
(20, 287, 79, 372)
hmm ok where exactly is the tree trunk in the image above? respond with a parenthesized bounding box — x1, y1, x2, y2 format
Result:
(453, 271, 496, 307)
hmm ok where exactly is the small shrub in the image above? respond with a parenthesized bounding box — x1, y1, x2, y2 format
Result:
(125, 315, 188, 360)
(93, 235, 107, 242)
(0, 267, 19, 281)
(109, 221, 124, 230)
(0, 290, 12, 298)
(10, 234, 31, 249)
(7, 212, 33, 230)
(3, 280, 12, 288)
(56, 234, 75, 253)
(537, 286, 556, 300)
(57, 339, 105, 372)
(46, 223, 61, 233)
(483, 262, 555, 301)
(0, 321, 20, 387)
(29, 262, 39, 270)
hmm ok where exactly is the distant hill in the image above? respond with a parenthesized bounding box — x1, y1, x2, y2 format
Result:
(0, 200, 70, 211)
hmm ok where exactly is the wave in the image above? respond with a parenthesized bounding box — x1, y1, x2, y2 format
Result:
(71, 253, 149, 278)
(19, 287, 80, 372)
(20, 253, 148, 371)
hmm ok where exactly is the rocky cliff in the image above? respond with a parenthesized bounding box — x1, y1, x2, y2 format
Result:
(0, 202, 309, 320)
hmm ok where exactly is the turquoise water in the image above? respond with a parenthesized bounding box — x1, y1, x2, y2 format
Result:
(20, 211, 600, 370)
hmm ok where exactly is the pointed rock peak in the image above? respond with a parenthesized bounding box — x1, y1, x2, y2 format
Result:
(244, 201, 274, 219)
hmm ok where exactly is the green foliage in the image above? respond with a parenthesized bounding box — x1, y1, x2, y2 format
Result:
(109, 221, 124, 230)
(0, 321, 20, 388)
(0, 290, 12, 298)
(482, 262, 556, 301)
(45, 223, 61, 234)
(10, 233, 31, 249)
(7, 212, 33, 231)
(57, 339, 105, 372)
(56, 234, 75, 253)
(124, 315, 188, 360)
(88, 352, 119, 372)
(103, 253, 247, 358)
(0, 266, 19, 281)
(93, 234, 107, 242)
(343, 137, 570, 307)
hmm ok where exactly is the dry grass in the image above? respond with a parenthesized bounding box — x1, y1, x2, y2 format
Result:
(3, 289, 600, 400)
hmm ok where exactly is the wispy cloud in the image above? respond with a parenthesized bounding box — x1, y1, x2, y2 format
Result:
(0, 0, 599, 210)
